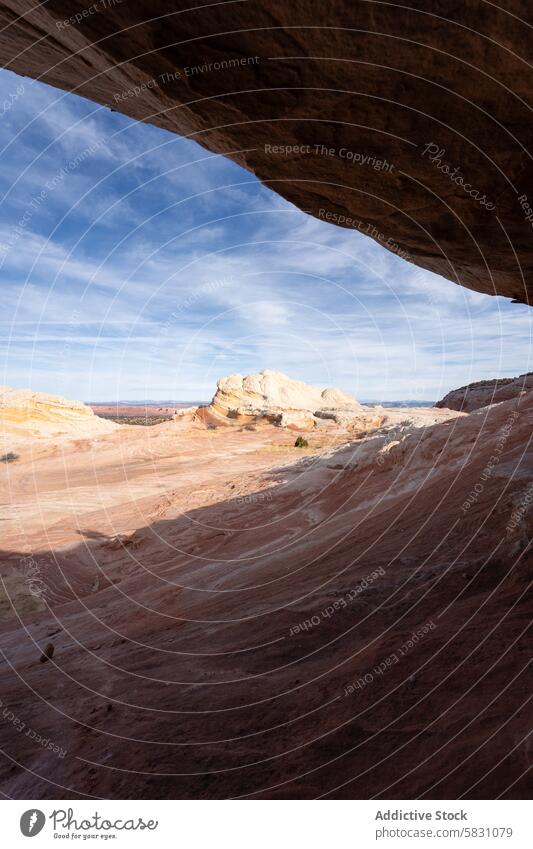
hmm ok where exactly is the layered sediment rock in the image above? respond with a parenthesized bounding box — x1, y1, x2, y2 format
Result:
(0, 386, 118, 439)
(176, 370, 467, 435)
(209, 370, 359, 424)
(183, 369, 386, 433)
(0, 383, 530, 798)
(435, 372, 533, 412)
(0, 2, 531, 302)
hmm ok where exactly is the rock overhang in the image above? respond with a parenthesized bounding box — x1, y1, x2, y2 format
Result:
(0, 1, 530, 304)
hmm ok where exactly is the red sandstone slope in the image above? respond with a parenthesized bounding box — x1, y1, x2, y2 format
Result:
(435, 372, 533, 413)
(0, 390, 530, 799)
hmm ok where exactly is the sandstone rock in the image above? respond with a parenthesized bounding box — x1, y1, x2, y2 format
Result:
(279, 410, 317, 431)
(0, 378, 529, 798)
(217, 369, 359, 413)
(191, 370, 462, 435)
(172, 405, 199, 426)
(0, 386, 118, 439)
(435, 372, 533, 412)
(201, 369, 362, 430)
(173, 406, 198, 418)
(314, 408, 386, 434)
(0, 570, 46, 622)
(0, 2, 531, 301)
(39, 643, 54, 663)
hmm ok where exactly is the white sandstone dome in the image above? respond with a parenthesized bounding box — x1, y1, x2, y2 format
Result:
(214, 369, 361, 415)
(187, 369, 378, 432)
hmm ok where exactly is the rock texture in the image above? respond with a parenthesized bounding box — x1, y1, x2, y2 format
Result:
(436, 372, 533, 412)
(0, 2, 531, 302)
(0, 385, 117, 440)
(0, 383, 530, 799)
(203, 369, 361, 426)
(189, 370, 463, 436)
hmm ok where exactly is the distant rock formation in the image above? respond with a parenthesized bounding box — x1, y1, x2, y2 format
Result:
(210, 370, 359, 421)
(435, 372, 533, 412)
(174, 370, 470, 435)
(178, 370, 386, 434)
(0, 386, 118, 440)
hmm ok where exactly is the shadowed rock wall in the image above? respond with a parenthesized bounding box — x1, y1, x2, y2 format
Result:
(0, 0, 532, 301)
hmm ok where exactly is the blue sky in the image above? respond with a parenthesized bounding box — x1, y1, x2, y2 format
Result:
(0, 69, 530, 402)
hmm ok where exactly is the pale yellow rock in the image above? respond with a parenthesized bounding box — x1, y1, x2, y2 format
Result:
(0, 386, 117, 441)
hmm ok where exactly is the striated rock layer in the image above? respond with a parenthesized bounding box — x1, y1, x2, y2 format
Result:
(0, 384, 530, 798)
(435, 372, 533, 413)
(181, 370, 461, 435)
(0, 2, 532, 302)
(0, 385, 117, 441)
(213, 370, 358, 415)
(199, 369, 366, 429)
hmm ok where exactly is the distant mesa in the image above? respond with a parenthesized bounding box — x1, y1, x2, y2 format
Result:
(435, 372, 533, 412)
(0, 386, 118, 440)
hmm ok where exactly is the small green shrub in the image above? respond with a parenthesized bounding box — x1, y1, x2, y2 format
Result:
(294, 436, 309, 448)
(1, 452, 19, 463)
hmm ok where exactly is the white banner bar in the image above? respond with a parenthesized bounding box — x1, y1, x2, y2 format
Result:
(1, 799, 530, 848)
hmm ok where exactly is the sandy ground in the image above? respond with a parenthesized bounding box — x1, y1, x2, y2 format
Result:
(0, 397, 531, 799)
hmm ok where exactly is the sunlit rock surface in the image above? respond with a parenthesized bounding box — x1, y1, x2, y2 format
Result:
(435, 372, 533, 412)
(0, 386, 117, 441)
(204, 369, 361, 427)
